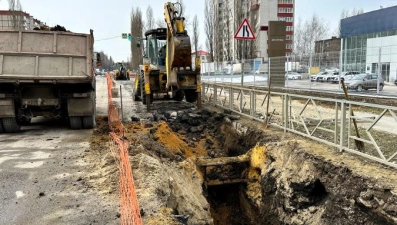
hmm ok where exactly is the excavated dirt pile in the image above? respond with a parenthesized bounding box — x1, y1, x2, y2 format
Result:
(91, 103, 397, 225)
(125, 106, 269, 225)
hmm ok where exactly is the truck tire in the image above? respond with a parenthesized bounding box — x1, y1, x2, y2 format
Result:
(70, 116, 82, 129)
(82, 116, 95, 129)
(2, 117, 21, 133)
(185, 90, 197, 103)
(173, 90, 185, 102)
(0, 119, 4, 133)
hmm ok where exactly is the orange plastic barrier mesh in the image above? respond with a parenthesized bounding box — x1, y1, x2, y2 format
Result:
(106, 73, 143, 225)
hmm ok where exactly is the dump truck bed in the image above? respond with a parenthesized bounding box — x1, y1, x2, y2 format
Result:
(0, 30, 94, 83)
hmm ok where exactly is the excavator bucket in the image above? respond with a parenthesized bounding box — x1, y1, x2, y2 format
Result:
(171, 35, 192, 69)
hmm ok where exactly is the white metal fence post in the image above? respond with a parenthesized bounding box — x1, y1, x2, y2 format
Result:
(309, 53, 313, 89)
(377, 47, 382, 94)
(340, 100, 346, 152)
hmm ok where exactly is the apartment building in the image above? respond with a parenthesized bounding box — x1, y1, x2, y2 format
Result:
(214, 0, 295, 62)
(0, 10, 43, 30)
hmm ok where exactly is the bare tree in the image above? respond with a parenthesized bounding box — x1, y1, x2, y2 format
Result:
(97, 51, 115, 71)
(213, 1, 222, 62)
(192, 15, 199, 57)
(8, 0, 23, 30)
(131, 7, 144, 70)
(176, 0, 190, 29)
(156, 18, 167, 28)
(234, 0, 243, 60)
(204, 0, 214, 62)
(224, 1, 231, 61)
(247, 2, 258, 59)
(146, 6, 155, 30)
(335, 8, 364, 37)
(294, 14, 328, 55)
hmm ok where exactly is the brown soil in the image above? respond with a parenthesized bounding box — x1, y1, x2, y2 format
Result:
(154, 121, 208, 158)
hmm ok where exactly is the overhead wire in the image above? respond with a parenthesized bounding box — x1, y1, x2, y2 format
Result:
(96, 36, 120, 41)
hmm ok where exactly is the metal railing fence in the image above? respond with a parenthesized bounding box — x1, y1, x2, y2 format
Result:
(202, 82, 397, 169)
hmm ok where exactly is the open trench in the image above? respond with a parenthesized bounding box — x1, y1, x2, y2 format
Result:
(92, 101, 397, 225)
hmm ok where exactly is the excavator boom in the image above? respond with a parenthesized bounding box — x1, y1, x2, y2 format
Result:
(164, 2, 192, 88)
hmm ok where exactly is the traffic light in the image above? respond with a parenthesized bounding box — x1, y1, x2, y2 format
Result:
(128, 33, 132, 41)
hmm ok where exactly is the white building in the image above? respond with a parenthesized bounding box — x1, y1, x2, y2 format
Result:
(366, 36, 397, 82)
(341, 5, 397, 82)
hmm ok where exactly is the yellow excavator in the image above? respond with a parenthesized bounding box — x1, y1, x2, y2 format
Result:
(114, 62, 130, 80)
(134, 2, 201, 110)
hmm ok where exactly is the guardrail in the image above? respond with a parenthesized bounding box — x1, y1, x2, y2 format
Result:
(202, 82, 397, 169)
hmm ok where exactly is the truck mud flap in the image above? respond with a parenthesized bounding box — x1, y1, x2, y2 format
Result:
(67, 97, 95, 117)
(0, 99, 15, 117)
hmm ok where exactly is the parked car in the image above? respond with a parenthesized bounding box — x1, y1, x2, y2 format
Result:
(317, 71, 334, 82)
(344, 73, 384, 91)
(331, 71, 360, 84)
(395, 79, 397, 86)
(285, 72, 302, 80)
(312, 71, 330, 82)
(325, 67, 339, 73)
(255, 70, 268, 75)
(297, 67, 308, 73)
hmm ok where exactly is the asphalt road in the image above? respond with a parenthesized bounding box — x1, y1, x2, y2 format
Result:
(0, 76, 119, 225)
(201, 74, 397, 97)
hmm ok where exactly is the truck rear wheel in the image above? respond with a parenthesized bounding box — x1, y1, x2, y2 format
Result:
(185, 90, 197, 103)
(70, 116, 82, 129)
(173, 90, 185, 102)
(82, 116, 95, 129)
(2, 117, 21, 133)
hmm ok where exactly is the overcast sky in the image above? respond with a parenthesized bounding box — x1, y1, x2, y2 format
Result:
(1, 0, 396, 62)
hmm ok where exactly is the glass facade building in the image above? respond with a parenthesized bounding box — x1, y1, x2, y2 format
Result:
(341, 6, 397, 81)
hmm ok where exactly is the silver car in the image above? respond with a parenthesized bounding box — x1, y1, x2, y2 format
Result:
(344, 74, 384, 91)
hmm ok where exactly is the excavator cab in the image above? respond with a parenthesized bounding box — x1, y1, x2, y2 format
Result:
(145, 28, 167, 67)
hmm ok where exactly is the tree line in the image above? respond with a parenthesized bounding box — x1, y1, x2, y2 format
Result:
(96, 51, 115, 71)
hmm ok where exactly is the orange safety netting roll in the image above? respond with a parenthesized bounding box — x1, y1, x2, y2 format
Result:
(106, 73, 143, 225)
